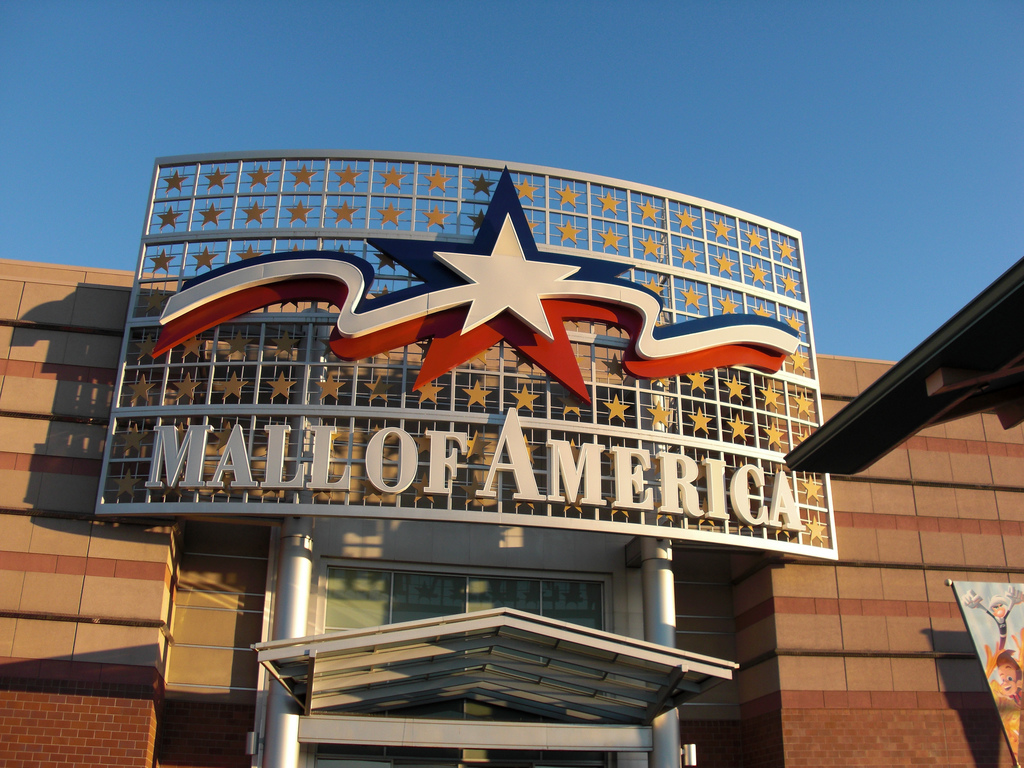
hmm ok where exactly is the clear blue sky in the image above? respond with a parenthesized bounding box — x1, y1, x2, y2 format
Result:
(1, 1, 1020, 362)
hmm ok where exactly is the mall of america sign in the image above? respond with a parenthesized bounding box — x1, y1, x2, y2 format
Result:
(97, 152, 835, 558)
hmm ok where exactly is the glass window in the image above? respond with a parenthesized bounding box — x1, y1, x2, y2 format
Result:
(542, 581, 603, 629)
(326, 567, 602, 630)
(325, 569, 391, 629)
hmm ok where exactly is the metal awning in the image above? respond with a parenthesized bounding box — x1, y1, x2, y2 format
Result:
(255, 608, 734, 730)
(787, 255, 1024, 475)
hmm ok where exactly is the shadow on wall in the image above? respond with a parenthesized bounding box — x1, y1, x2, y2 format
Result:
(930, 627, 1014, 767)
(6, 285, 126, 513)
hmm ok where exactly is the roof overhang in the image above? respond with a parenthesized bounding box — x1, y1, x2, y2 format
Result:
(255, 607, 734, 738)
(787, 255, 1024, 475)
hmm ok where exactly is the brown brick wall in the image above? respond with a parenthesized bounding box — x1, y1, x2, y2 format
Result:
(678, 719, 743, 767)
(156, 700, 254, 768)
(0, 678, 157, 768)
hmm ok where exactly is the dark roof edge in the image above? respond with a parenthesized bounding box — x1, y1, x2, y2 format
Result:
(786, 254, 1024, 472)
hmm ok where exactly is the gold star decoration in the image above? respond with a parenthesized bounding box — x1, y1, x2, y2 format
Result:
(677, 243, 700, 266)
(157, 207, 181, 229)
(777, 240, 795, 261)
(470, 174, 493, 196)
(466, 431, 487, 461)
(745, 228, 765, 251)
(717, 295, 739, 314)
(316, 374, 346, 401)
(334, 164, 361, 188)
(781, 274, 800, 296)
(802, 477, 823, 503)
(763, 423, 786, 450)
(237, 244, 262, 260)
(416, 380, 442, 403)
(331, 201, 358, 224)
(727, 416, 749, 440)
(423, 205, 449, 229)
(597, 192, 621, 214)
(512, 385, 538, 410)
(468, 210, 486, 231)
(679, 286, 702, 310)
(557, 184, 580, 207)
(181, 336, 204, 358)
(687, 371, 709, 393)
(121, 426, 145, 454)
(164, 171, 187, 193)
(557, 220, 582, 244)
(752, 302, 772, 318)
(225, 332, 253, 354)
(463, 380, 491, 407)
(603, 353, 625, 378)
(286, 200, 314, 224)
(639, 235, 661, 257)
(560, 396, 581, 417)
(269, 372, 297, 400)
(366, 375, 391, 403)
(714, 253, 736, 275)
(247, 165, 273, 188)
(725, 376, 746, 400)
(748, 264, 769, 286)
(786, 315, 805, 333)
(794, 394, 814, 418)
(599, 227, 622, 250)
(290, 164, 316, 187)
(379, 167, 406, 190)
(790, 351, 809, 373)
(711, 217, 732, 240)
(636, 199, 659, 223)
(204, 168, 229, 190)
(114, 473, 139, 498)
(676, 209, 698, 232)
(514, 179, 540, 201)
(129, 375, 155, 404)
(270, 331, 299, 356)
(199, 203, 223, 227)
(377, 203, 403, 226)
(145, 291, 169, 311)
(150, 250, 173, 272)
(135, 335, 157, 359)
(689, 408, 712, 435)
(603, 394, 630, 423)
(214, 372, 248, 399)
(193, 246, 216, 268)
(172, 373, 202, 402)
(760, 386, 783, 411)
(647, 402, 672, 428)
(423, 169, 450, 192)
(805, 517, 827, 545)
(242, 201, 268, 225)
(644, 277, 663, 295)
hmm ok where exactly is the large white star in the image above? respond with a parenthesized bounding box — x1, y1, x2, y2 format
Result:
(432, 214, 578, 340)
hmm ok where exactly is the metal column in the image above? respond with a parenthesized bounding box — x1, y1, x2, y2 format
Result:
(641, 537, 681, 768)
(262, 516, 313, 768)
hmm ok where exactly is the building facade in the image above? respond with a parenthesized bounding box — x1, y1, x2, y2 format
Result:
(0, 152, 1021, 767)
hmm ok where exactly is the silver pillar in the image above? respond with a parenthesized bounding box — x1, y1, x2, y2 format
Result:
(641, 537, 681, 768)
(262, 516, 314, 768)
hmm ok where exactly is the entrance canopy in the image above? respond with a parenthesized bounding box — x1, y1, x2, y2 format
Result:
(256, 608, 734, 734)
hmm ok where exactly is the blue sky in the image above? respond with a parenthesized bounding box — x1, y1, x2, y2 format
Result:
(1, 1, 1020, 362)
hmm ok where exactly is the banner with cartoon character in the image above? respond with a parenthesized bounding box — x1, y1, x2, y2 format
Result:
(950, 581, 1024, 761)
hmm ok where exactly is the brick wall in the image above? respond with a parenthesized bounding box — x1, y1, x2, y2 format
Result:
(0, 677, 158, 768)
(157, 700, 254, 768)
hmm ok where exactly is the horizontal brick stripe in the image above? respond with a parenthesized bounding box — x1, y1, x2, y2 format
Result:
(834, 510, 1023, 536)
(0, 656, 161, 688)
(0, 550, 168, 582)
(741, 689, 993, 718)
(736, 595, 958, 630)
(0, 451, 102, 477)
(904, 433, 1024, 458)
(0, 357, 116, 386)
